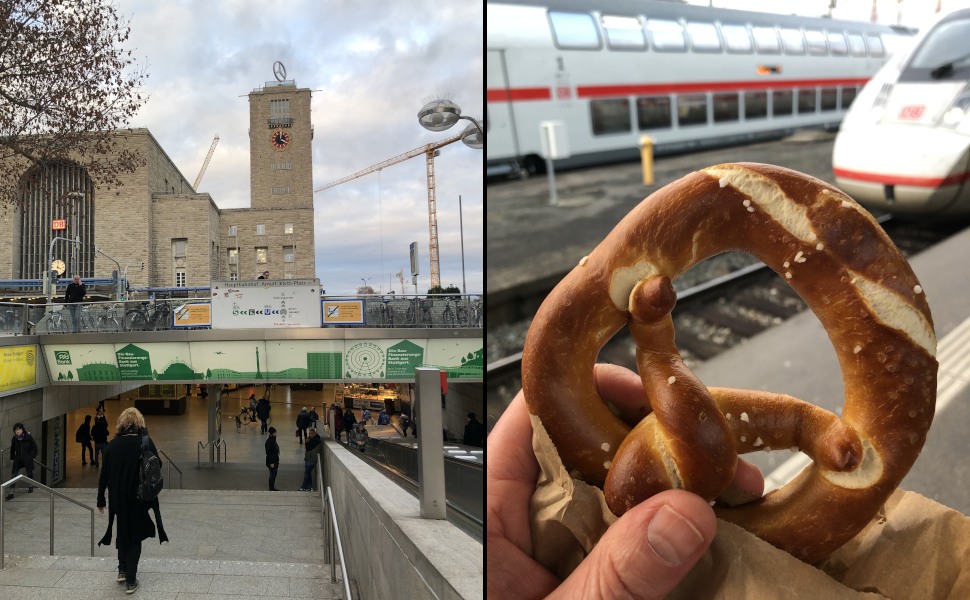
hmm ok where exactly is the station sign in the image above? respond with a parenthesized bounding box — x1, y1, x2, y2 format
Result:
(52, 219, 66, 230)
(210, 278, 322, 329)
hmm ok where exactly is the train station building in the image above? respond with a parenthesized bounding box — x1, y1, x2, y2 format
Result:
(0, 75, 317, 288)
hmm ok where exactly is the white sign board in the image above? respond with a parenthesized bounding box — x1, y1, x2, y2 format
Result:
(210, 279, 322, 329)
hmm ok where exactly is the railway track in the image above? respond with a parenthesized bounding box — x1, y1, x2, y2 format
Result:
(486, 216, 966, 415)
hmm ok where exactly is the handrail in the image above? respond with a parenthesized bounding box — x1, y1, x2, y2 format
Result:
(0, 474, 96, 570)
(326, 488, 353, 597)
(197, 439, 226, 467)
(156, 449, 183, 489)
(0, 448, 55, 477)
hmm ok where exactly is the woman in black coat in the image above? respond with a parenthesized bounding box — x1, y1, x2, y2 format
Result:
(97, 407, 168, 593)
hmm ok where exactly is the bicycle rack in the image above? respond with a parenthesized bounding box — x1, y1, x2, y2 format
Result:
(197, 439, 227, 467)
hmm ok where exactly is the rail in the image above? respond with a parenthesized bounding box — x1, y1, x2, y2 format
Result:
(156, 449, 183, 489)
(0, 474, 96, 570)
(197, 439, 227, 467)
(317, 457, 353, 599)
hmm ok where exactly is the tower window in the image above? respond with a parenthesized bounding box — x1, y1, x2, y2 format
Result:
(229, 272, 238, 281)
(284, 245, 294, 262)
(228, 225, 237, 237)
(256, 224, 266, 235)
(271, 186, 292, 195)
(172, 238, 187, 258)
(228, 248, 238, 264)
(269, 99, 292, 128)
(175, 270, 186, 287)
(256, 247, 268, 264)
(284, 223, 293, 234)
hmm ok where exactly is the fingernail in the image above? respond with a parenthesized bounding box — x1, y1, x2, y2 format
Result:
(647, 505, 705, 565)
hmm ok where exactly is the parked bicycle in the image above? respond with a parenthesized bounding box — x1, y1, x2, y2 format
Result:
(234, 407, 270, 430)
(124, 299, 173, 331)
(39, 305, 71, 334)
(440, 299, 457, 328)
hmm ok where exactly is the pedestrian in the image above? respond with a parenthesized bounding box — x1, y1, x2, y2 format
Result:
(332, 404, 344, 442)
(296, 407, 311, 445)
(248, 393, 258, 420)
(64, 274, 86, 332)
(463, 412, 485, 448)
(377, 409, 390, 425)
(92, 411, 109, 467)
(360, 408, 371, 426)
(300, 428, 322, 491)
(265, 427, 280, 491)
(76, 414, 94, 465)
(96, 407, 168, 595)
(309, 406, 320, 430)
(342, 409, 357, 444)
(6, 423, 37, 500)
(351, 422, 369, 453)
(400, 413, 417, 438)
(258, 270, 269, 279)
(256, 395, 272, 434)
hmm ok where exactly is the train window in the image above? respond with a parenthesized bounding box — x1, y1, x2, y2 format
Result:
(721, 24, 753, 53)
(602, 15, 647, 50)
(647, 19, 687, 52)
(797, 89, 817, 113)
(713, 93, 739, 122)
(548, 11, 602, 50)
(780, 28, 806, 54)
(847, 32, 867, 56)
(772, 90, 793, 116)
(865, 34, 885, 57)
(744, 91, 768, 119)
(827, 32, 848, 55)
(637, 97, 672, 130)
(841, 86, 858, 109)
(676, 94, 708, 126)
(804, 29, 827, 55)
(686, 22, 721, 52)
(590, 98, 632, 135)
(820, 88, 838, 111)
(752, 26, 781, 53)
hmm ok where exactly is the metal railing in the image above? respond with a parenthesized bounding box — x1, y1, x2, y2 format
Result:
(317, 457, 353, 599)
(197, 439, 227, 467)
(0, 293, 484, 335)
(0, 449, 55, 483)
(0, 475, 96, 570)
(156, 449, 183, 489)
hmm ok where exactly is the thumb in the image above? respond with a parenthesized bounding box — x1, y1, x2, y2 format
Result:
(550, 490, 716, 600)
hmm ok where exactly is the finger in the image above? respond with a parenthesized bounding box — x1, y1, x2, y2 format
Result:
(593, 363, 652, 423)
(717, 458, 766, 506)
(486, 390, 540, 556)
(550, 490, 716, 600)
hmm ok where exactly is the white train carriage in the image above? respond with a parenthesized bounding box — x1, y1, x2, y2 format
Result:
(487, 0, 907, 176)
(833, 8, 970, 217)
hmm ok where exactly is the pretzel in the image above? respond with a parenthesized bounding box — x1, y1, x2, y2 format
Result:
(521, 163, 937, 563)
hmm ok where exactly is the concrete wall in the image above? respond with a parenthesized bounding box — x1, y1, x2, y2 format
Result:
(323, 440, 482, 600)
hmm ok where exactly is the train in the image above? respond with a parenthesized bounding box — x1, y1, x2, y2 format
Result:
(833, 8, 970, 217)
(486, 0, 911, 177)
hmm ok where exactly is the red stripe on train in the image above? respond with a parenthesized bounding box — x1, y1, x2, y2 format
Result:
(487, 87, 551, 102)
(833, 167, 969, 188)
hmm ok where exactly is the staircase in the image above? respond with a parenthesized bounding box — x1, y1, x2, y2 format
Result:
(0, 487, 345, 598)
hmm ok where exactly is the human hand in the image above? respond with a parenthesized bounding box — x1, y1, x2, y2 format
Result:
(97, 506, 105, 515)
(487, 363, 764, 600)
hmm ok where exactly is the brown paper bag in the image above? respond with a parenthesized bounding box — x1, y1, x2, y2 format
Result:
(530, 417, 970, 598)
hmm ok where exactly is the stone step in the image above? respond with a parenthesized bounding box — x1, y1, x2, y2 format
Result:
(1, 487, 328, 564)
(0, 554, 344, 598)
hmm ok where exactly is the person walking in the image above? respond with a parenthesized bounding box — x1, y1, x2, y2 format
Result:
(64, 275, 87, 332)
(300, 428, 322, 491)
(296, 407, 311, 445)
(92, 410, 109, 467)
(248, 393, 258, 421)
(342, 409, 357, 445)
(463, 412, 485, 448)
(258, 271, 269, 279)
(308, 406, 319, 430)
(96, 407, 168, 594)
(265, 427, 280, 491)
(6, 423, 37, 500)
(76, 414, 94, 465)
(351, 422, 369, 453)
(377, 409, 390, 425)
(332, 405, 344, 442)
(256, 395, 272, 434)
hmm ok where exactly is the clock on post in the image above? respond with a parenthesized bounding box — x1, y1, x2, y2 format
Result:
(271, 129, 290, 150)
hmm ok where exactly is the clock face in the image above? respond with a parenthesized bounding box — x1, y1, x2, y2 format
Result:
(271, 130, 290, 150)
(51, 259, 66, 275)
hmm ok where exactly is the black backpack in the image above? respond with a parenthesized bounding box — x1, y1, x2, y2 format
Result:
(136, 435, 163, 503)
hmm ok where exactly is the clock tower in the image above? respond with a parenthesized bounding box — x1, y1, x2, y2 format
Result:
(248, 67, 313, 210)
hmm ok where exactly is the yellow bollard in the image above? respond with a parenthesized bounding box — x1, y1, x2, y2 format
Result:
(640, 136, 654, 186)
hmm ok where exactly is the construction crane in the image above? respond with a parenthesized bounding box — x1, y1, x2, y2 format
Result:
(314, 131, 463, 290)
(193, 134, 220, 190)
(396, 269, 407, 296)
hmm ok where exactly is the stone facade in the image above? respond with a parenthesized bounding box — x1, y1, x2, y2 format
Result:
(0, 81, 317, 289)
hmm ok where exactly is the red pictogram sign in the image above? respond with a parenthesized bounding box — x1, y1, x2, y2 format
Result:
(52, 219, 66, 230)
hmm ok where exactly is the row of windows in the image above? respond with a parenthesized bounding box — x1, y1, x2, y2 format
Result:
(228, 272, 295, 281)
(590, 86, 858, 135)
(550, 11, 886, 57)
(227, 246, 295, 264)
(270, 162, 293, 170)
(271, 186, 292, 195)
(228, 224, 295, 236)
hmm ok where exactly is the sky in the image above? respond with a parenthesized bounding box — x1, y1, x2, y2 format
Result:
(114, 0, 483, 297)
